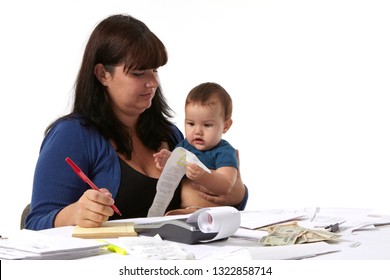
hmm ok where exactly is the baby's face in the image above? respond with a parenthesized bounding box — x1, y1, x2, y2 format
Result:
(184, 102, 229, 151)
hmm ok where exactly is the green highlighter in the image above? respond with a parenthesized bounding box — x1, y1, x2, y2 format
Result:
(98, 240, 127, 255)
(105, 243, 127, 255)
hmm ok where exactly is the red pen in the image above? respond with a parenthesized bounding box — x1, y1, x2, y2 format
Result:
(65, 157, 122, 216)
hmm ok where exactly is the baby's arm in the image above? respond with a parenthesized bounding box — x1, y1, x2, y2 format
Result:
(186, 163, 237, 195)
(153, 149, 172, 170)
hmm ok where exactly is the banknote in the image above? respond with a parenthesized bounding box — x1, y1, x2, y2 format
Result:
(259, 222, 340, 246)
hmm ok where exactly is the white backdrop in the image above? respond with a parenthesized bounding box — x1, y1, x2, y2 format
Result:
(1, 0, 389, 233)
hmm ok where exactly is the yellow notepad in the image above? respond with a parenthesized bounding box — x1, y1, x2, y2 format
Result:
(72, 222, 137, 239)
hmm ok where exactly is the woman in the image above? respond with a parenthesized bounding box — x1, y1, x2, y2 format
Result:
(25, 14, 248, 230)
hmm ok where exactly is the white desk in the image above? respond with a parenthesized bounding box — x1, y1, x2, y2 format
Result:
(40, 210, 390, 260)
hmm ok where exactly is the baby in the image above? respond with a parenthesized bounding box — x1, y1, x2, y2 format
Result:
(154, 82, 238, 210)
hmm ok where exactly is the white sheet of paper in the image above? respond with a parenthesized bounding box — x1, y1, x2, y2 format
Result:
(0, 229, 103, 260)
(239, 207, 317, 229)
(118, 235, 194, 260)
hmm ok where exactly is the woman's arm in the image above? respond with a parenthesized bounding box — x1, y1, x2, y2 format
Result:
(25, 118, 119, 230)
(191, 150, 248, 209)
(186, 164, 237, 195)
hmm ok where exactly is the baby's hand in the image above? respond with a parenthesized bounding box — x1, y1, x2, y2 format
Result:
(153, 149, 171, 170)
(186, 162, 206, 180)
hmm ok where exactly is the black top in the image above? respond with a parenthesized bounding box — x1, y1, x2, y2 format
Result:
(110, 158, 182, 220)
(110, 127, 184, 219)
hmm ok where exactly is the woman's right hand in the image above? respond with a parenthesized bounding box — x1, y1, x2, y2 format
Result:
(54, 188, 115, 228)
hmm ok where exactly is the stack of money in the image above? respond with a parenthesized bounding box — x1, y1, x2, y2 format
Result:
(259, 222, 340, 246)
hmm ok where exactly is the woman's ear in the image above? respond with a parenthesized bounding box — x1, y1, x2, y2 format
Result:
(223, 118, 233, 133)
(94, 63, 109, 85)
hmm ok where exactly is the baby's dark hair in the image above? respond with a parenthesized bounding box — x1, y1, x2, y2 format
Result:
(185, 82, 233, 120)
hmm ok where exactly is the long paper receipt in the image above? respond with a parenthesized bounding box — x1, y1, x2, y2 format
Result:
(147, 147, 210, 217)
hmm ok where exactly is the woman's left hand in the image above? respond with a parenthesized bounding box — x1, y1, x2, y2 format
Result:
(192, 149, 246, 207)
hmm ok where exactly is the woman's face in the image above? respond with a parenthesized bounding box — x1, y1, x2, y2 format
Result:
(103, 64, 160, 121)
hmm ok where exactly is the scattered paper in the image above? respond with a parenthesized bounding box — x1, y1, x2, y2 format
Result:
(0, 230, 103, 260)
(240, 207, 317, 229)
(119, 235, 194, 260)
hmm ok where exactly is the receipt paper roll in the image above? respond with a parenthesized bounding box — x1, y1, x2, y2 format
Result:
(186, 206, 241, 242)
